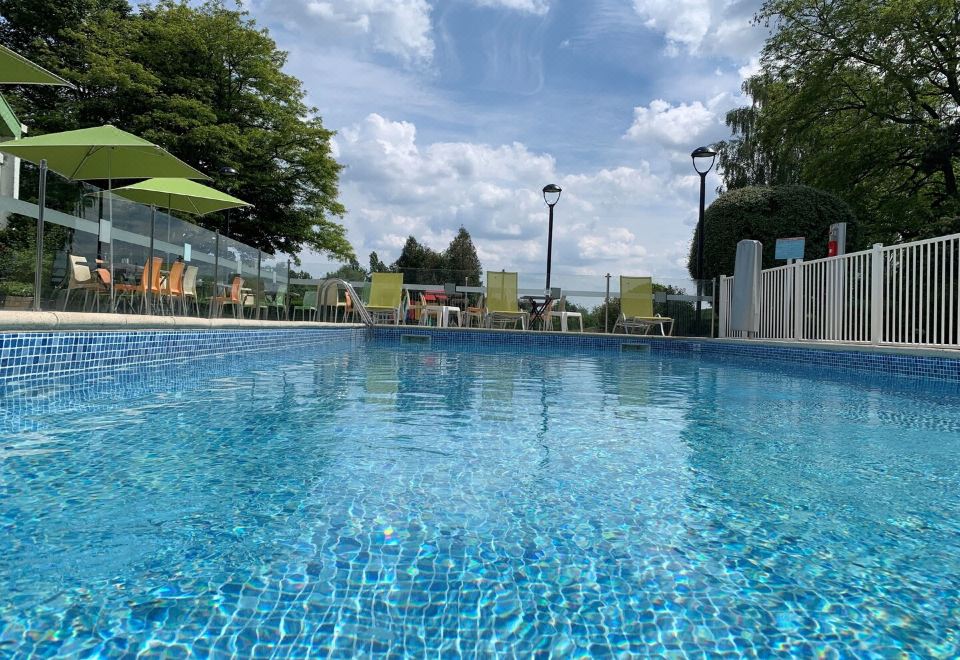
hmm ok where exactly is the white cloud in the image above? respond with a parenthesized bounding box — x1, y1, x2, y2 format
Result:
(472, 0, 551, 14)
(252, 0, 434, 64)
(624, 99, 717, 146)
(312, 113, 705, 285)
(631, 0, 765, 61)
(738, 55, 761, 81)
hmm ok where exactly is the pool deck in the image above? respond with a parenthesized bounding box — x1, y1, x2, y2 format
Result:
(1, 310, 959, 360)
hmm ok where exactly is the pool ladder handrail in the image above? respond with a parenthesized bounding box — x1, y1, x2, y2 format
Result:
(318, 278, 376, 326)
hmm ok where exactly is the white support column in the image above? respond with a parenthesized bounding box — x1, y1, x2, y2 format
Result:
(870, 243, 884, 345)
(792, 259, 804, 340)
(718, 275, 728, 338)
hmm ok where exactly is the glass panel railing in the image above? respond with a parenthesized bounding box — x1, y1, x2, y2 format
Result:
(259, 253, 290, 320)
(0, 206, 39, 310)
(290, 261, 717, 335)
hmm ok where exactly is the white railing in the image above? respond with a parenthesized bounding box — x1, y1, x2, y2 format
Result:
(719, 232, 960, 348)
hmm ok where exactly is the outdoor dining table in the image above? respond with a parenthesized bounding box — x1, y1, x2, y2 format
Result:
(521, 295, 553, 330)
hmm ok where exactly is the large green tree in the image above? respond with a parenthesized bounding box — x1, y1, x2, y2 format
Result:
(442, 227, 482, 286)
(393, 236, 445, 285)
(717, 0, 960, 244)
(0, 0, 352, 260)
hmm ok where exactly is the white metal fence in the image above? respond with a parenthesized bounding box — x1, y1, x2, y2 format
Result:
(719, 232, 960, 348)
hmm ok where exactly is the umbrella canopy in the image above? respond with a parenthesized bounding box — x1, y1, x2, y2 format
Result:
(111, 177, 251, 216)
(0, 44, 75, 88)
(0, 124, 209, 181)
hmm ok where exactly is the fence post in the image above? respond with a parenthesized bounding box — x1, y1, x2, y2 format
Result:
(718, 275, 728, 338)
(792, 260, 804, 340)
(604, 273, 611, 332)
(870, 243, 884, 345)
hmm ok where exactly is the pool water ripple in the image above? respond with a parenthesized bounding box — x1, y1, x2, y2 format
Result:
(1, 345, 959, 656)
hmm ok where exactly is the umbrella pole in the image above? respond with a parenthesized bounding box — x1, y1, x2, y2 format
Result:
(147, 205, 155, 314)
(108, 158, 115, 311)
(32, 159, 47, 312)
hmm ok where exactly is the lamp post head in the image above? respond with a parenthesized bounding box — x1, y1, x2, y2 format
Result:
(219, 166, 238, 178)
(542, 183, 562, 207)
(691, 146, 717, 175)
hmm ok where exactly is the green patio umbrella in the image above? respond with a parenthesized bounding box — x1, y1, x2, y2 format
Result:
(0, 124, 209, 181)
(111, 177, 250, 216)
(0, 125, 209, 310)
(0, 43, 74, 87)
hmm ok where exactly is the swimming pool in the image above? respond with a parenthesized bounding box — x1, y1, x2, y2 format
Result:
(1, 333, 959, 656)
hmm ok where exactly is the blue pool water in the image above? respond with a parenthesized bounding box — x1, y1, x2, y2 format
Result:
(1, 340, 959, 657)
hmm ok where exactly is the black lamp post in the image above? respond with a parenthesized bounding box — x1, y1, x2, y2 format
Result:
(542, 183, 562, 292)
(219, 166, 238, 235)
(691, 146, 716, 332)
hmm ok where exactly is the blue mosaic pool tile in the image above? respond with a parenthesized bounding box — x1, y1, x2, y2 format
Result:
(0, 327, 366, 390)
(3, 324, 960, 389)
(373, 327, 960, 384)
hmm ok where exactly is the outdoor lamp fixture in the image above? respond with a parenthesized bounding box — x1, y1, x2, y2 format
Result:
(219, 166, 239, 235)
(542, 183, 562, 292)
(691, 146, 717, 330)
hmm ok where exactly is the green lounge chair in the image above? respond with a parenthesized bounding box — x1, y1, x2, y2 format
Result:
(292, 288, 318, 321)
(613, 276, 673, 336)
(485, 271, 528, 330)
(367, 272, 404, 325)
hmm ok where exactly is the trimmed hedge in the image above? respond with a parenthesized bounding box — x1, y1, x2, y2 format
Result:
(688, 185, 857, 280)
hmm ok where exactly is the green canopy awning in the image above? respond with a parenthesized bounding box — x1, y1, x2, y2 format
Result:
(0, 124, 209, 181)
(111, 177, 251, 216)
(0, 44, 75, 88)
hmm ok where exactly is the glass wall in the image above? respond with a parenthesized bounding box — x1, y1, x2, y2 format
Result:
(294, 259, 717, 336)
(0, 176, 295, 319)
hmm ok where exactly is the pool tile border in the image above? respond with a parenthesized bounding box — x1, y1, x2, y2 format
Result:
(1, 324, 960, 387)
(373, 326, 960, 383)
(0, 327, 366, 386)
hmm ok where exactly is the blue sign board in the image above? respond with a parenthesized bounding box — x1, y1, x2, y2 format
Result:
(775, 237, 805, 260)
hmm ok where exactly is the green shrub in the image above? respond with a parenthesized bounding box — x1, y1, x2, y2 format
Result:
(688, 185, 857, 280)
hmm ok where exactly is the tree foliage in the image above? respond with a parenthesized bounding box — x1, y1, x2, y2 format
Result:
(0, 0, 352, 260)
(689, 185, 857, 280)
(380, 229, 484, 286)
(442, 227, 483, 286)
(717, 0, 960, 244)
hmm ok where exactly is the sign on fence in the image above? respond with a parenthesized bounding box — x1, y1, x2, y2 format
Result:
(775, 237, 805, 260)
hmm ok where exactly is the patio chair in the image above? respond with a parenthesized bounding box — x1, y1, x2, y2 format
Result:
(613, 276, 673, 336)
(463, 295, 485, 327)
(211, 274, 244, 319)
(546, 296, 583, 332)
(182, 265, 200, 316)
(366, 272, 404, 325)
(292, 288, 318, 321)
(160, 260, 185, 315)
(484, 271, 528, 330)
(62, 254, 103, 311)
(319, 280, 349, 322)
(115, 257, 163, 314)
(265, 284, 288, 320)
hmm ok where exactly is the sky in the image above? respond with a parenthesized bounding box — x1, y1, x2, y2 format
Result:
(241, 0, 769, 287)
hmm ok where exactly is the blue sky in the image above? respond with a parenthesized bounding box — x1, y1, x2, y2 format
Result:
(242, 0, 767, 285)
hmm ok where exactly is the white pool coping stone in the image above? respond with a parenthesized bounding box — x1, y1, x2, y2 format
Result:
(0, 310, 364, 331)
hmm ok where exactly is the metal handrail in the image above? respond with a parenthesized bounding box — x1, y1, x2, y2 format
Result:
(318, 278, 375, 326)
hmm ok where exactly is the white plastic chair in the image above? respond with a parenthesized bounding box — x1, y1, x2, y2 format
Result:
(62, 254, 102, 311)
(547, 296, 583, 332)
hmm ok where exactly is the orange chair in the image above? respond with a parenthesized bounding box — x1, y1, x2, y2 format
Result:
(161, 260, 186, 315)
(116, 257, 163, 314)
(212, 275, 244, 318)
